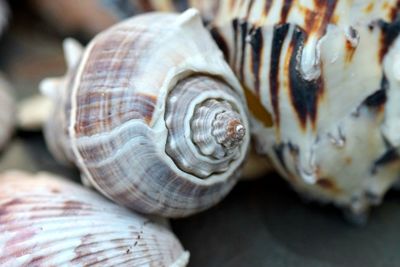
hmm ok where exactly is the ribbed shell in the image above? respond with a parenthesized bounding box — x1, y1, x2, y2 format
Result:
(42, 10, 250, 217)
(0, 171, 189, 267)
(0, 74, 14, 150)
(203, 0, 400, 215)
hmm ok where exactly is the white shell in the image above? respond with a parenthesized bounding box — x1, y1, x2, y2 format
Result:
(205, 0, 400, 217)
(0, 171, 189, 267)
(41, 9, 250, 217)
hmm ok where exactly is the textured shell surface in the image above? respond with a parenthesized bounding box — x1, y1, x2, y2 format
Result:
(0, 74, 15, 150)
(41, 9, 250, 217)
(201, 0, 400, 216)
(0, 171, 189, 267)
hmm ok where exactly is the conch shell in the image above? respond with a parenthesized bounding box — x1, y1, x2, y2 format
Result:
(205, 0, 400, 217)
(41, 9, 250, 217)
(0, 171, 189, 266)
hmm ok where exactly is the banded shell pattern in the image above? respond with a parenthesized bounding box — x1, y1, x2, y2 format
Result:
(0, 171, 189, 267)
(203, 0, 400, 216)
(41, 9, 250, 217)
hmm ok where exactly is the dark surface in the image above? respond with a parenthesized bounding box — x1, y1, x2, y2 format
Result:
(2, 3, 400, 267)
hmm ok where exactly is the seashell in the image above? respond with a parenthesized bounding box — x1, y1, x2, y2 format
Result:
(0, 74, 15, 150)
(41, 9, 250, 217)
(203, 0, 400, 217)
(0, 171, 189, 266)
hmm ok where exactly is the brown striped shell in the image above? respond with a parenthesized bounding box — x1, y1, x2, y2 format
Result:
(0, 171, 189, 266)
(41, 9, 250, 218)
(203, 0, 400, 217)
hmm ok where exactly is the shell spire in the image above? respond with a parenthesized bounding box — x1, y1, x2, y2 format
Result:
(191, 99, 245, 160)
(213, 109, 245, 149)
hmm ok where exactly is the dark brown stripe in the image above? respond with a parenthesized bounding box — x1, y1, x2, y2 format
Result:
(372, 148, 400, 174)
(270, 24, 290, 128)
(280, 0, 293, 23)
(249, 26, 263, 95)
(273, 143, 288, 173)
(245, 0, 255, 19)
(378, 18, 400, 62)
(232, 18, 239, 71)
(302, 0, 338, 39)
(263, 0, 273, 17)
(239, 21, 248, 81)
(390, 0, 400, 21)
(210, 27, 230, 62)
(363, 75, 388, 108)
(314, 0, 338, 36)
(288, 26, 324, 130)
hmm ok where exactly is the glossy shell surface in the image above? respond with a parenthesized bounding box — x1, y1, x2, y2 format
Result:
(0, 171, 189, 267)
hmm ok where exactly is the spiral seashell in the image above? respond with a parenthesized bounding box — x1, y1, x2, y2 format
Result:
(41, 9, 250, 218)
(0, 171, 189, 266)
(202, 0, 400, 217)
(0, 74, 15, 150)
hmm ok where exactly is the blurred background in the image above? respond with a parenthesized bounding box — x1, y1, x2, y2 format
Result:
(1, 1, 400, 266)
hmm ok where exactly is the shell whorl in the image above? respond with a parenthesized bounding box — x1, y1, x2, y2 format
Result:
(165, 75, 247, 178)
(41, 9, 250, 217)
(192, 98, 245, 159)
